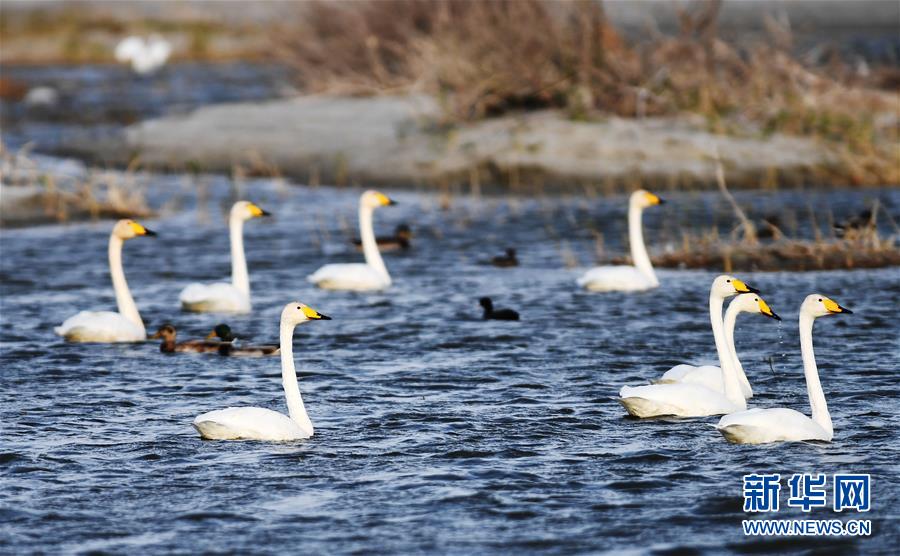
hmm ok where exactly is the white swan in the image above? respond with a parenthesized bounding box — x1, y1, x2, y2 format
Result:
(55, 219, 156, 342)
(193, 302, 331, 441)
(179, 201, 270, 313)
(717, 295, 852, 444)
(114, 34, 171, 75)
(307, 190, 396, 291)
(657, 275, 760, 398)
(577, 189, 664, 292)
(619, 293, 780, 418)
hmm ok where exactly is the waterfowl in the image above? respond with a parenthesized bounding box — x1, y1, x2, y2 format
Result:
(717, 295, 852, 444)
(179, 201, 270, 313)
(489, 248, 519, 267)
(150, 324, 223, 354)
(479, 297, 519, 321)
(308, 190, 397, 291)
(114, 34, 171, 75)
(211, 324, 279, 357)
(619, 293, 780, 418)
(193, 302, 331, 441)
(577, 190, 663, 292)
(353, 223, 411, 252)
(55, 219, 155, 342)
(656, 275, 760, 398)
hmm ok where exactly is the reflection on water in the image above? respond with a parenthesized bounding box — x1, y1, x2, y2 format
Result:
(1, 178, 898, 553)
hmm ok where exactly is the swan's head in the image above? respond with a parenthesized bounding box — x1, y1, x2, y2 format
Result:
(712, 275, 760, 298)
(730, 293, 781, 320)
(630, 189, 665, 209)
(232, 201, 271, 221)
(802, 294, 853, 318)
(361, 190, 397, 209)
(281, 302, 332, 326)
(150, 324, 176, 340)
(207, 324, 234, 341)
(113, 219, 156, 240)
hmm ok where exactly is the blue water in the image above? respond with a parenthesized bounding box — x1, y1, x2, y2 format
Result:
(1, 178, 898, 554)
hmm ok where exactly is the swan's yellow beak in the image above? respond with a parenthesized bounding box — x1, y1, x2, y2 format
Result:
(733, 278, 760, 294)
(756, 297, 781, 320)
(644, 191, 664, 206)
(129, 221, 156, 236)
(375, 192, 397, 206)
(302, 306, 332, 320)
(248, 203, 271, 218)
(824, 297, 853, 314)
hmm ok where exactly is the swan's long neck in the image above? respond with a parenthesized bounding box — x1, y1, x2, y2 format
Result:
(629, 203, 656, 285)
(800, 313, 832, 437)
(108, 234, 144, 333)
(722, 303, 748, 409)
(280, 319, 313, 437)
(360, 205, 390, 284)
(229, 214, 249, 297)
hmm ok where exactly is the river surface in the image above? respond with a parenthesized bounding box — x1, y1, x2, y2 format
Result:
(1, 176, 898, 554)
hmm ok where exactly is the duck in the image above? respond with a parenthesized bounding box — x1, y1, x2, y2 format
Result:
(489, 248, 519, 267)
(656, 275, 760, 398)
(618, 293, 780, 418)
(308, 190, 397, 291)
(577, 190, 663, 292)
(55, 219, 156, 342)
(193, 302, 331, 441)
(210, 324, 280, 357)
(353, 223, 412, 252)
(717, 295, 852, 444)
(150, 324, 224, 354)
(479, 297, 520, 321)
(179, 201, 270, 313)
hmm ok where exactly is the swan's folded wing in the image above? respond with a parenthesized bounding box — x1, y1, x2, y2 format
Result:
(619, 383, 738, 416)
(55, 311, 144, 342)
(180, 282, 249, 312)
(717, 408, 830, 442)
(307, 263, 386, 290)
(577, 266, 654, 291)
(658, 364, 724, 391)
(193, 407, 308, 441)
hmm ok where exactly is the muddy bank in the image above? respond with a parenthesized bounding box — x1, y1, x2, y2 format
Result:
(60, 94, 853, 191)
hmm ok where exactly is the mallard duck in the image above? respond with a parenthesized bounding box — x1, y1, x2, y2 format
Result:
(150, 324, 223, 354)
(479, 297, 519, 321)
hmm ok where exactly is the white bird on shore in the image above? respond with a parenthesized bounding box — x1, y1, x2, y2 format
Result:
(308, 190, 397, 291)
(179, 201, 270, 313)
(577, 190, 664, 292)
(717, 295, 852, 444)
(114, 34, 171, 75)
(193, 302, 331, 441)
(618, 293, 781, 418)
(55, 219, 156, 342)
(656, 275, 760, 398)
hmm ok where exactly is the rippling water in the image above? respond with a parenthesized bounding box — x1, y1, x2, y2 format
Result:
(1, 179, 898, 554)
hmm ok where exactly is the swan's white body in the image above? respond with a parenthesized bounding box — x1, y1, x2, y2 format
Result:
(619, 294, 779, 418)
(114, 35, 171, 75)
(193, 302, 330, 441)
(308, 190, 395, 291)
(717, 295, 851, 444)
(656, 276, 758, 398)
(577, 190, 662, 292)
(180, 201, 268, 313)
(55, 220, 154, 343)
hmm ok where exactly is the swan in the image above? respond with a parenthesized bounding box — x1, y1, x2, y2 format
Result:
(308, 190, 397, 291)
(577, 189, 664, 292)
(114, 34, 171, 75)
(717, 295, 852, 444)
(55, 219, 156, 342)
(657, 275, 760, 398)
(179, 201, 270, 313)
(619, 293, 780, 418)
(193, 302, 331, 441)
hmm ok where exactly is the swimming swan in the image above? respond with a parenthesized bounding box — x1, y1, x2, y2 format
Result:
(657, 275, 760, 398)
(717, 295, 852, 444)
(619, 294, 780, 418)
(193, 302, 331, 441)
(308, 190, 397, 291)
(577, 190, 664, 292)
(179, 201, 270, 313)
(55, 219, 156, 342)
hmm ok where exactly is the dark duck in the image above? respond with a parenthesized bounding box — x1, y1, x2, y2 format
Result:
(353, 223, 412, 252)
(479, 297, 520, 321)
(212, 324, 280, 357)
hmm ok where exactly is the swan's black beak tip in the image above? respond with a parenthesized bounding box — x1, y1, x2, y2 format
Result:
(317, 314, 332, 320)
(143, 228, 157, 237)
(838, 305, 853, 314)
(770, 312, 782, 321)
(746, 285, 761, 294)
(260, 209, 272, 217)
